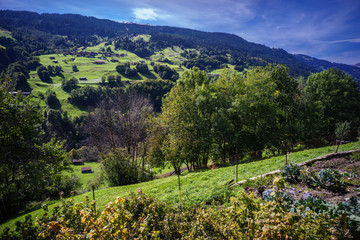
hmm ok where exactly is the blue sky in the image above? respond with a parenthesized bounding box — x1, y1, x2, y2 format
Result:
(1, 0, 359, 65)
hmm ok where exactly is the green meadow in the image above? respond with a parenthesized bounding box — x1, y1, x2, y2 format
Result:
(26, 42, 191, 116)
(1, 140, 359, 231)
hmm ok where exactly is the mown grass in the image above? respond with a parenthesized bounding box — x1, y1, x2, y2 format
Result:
(1, 140, 359, 231)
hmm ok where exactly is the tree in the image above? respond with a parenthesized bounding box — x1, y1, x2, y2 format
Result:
(148, 68, 216, 172)
(305, 68, 360, 140)
(37, 65, 52, 83)
(101, 148, 152, 187)
(45, 90, 61, 109)
(61, 77, 79, 92)
(334, 121, 351, 153)
(85, 92, 153, 156)
(72, 64, 79, 72)
(0, 81, 71, 220)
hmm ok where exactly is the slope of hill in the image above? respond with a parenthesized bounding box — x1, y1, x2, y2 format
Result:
(0, 10, 315, 77)
(1, 140, 359, 231)
(294, 54, 360, 81)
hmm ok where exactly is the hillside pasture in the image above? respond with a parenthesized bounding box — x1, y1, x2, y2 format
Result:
(1, 140, 359, 231)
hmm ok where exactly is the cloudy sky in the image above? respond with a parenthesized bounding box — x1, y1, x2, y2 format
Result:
(1, 0, 359, 65)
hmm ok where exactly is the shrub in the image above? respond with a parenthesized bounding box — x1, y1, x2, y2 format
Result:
(61, 77, 79, 92)
(318, 168, 346, 192)
(299, 167, 320, 187)
(101, 148, 153, 187)
(282, 163, 302, 183)
(352, 151, 360, 161)
(1, 189, 351, 239)
(45, 90, 61, 109)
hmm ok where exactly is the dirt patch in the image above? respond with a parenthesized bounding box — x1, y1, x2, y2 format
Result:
(248, 155, 360, 204)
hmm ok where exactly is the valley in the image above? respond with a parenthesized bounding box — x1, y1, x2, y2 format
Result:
(1, 9, 360, 239)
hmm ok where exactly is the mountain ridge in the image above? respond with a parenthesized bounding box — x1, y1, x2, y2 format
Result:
(0, 10, 359, 80)
(294, 54, 360, 81)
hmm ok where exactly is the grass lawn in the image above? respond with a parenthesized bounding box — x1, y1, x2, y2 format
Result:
(67, 162, 103, 189)
(1, 140, 359, 231)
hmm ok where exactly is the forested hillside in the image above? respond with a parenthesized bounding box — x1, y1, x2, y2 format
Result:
(0, 10, 316, 76)
(294, 54, 360, 81)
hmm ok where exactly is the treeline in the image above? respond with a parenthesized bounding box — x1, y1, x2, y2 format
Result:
(147, 66, 360, 173)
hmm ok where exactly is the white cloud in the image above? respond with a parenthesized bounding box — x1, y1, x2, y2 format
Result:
(133, 8, 158, 21)
(318, 38, 360, 44)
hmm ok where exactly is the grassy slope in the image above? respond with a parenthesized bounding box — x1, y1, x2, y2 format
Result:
(1, 141, 359, 231)
(27, 41, 190, 117)
(66, 162, 103, 188)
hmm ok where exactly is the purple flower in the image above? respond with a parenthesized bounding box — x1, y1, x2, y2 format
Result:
(302, 192, 312, 200)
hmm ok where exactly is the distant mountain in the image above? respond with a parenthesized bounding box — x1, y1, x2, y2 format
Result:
(1, 10, 359, 81)
(294, 54, 360, 81)
(0, 10, 315, 77)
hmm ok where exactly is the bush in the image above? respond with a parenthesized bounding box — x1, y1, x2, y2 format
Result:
(45, 90, 61, 109)
(101, 148, 153, 187)
(46, 174, 82, 198)
(282, 163, 302, 183)
(1, 189, 351, 239)
(61, 77, 79, 92)
(299, 168, 320, 187)
(72, 146, 100, 162)
(352, 151, 360, 161)
(318, 168, 346, 192)
(72, 64, 79, 72)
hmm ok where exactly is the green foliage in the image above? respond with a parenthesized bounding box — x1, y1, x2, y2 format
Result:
(153, 64, 179, 81)
(305, 68, 360, 139)
(202, 186, 234, 205)
(36, 65, 52, 83)
(296, 195, 360, 238)
(1, 189, 350, 239)
(128, 79, 175, 112)
(299, 167, 346, 192)
(101, 148, 153, 187)
(282, 163, 302, 183)
(335, 121, 352, 152)
(72, 146, 100, 162)
(317, 168, 346, 192)
(116, 62, 138, 77)
(0, 81, 76, 220)
(135, 62, 150, 74)
(72, 64, 79, 72)
(68, 85, 107, 107)
(299, 168, 321, 187)
(61, 77, 79, 92)
(1, 140, 359, 231)
(352, 151, 360, 161)
(100, 74, 122, 88)
(45, 90, 61, 109)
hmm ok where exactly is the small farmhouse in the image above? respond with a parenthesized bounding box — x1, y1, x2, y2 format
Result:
(72, 159, 83, 165)
(93, 60, 106, 64)
(81, 167, 92, 174)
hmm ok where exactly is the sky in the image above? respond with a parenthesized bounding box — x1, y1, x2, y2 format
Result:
(1, 0, 360, 65)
